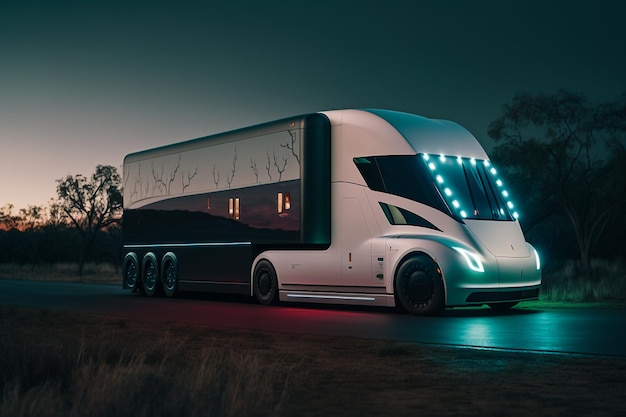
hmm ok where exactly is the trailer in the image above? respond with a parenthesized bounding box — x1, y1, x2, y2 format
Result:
(122, 109, 541, 315)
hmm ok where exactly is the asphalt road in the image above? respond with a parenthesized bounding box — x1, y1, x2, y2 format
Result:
(1, 279, 625, 357)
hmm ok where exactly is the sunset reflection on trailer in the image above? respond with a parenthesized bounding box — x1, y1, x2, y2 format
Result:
(122, 109, 541, 315)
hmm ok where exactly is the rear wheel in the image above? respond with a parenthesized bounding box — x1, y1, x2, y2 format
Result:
(395, 255, 445, 315)
(253, 260, 278, 305)
(123, 253, 139, 290)
(141, 253, 159, 297)
(161, 252, 178, 297)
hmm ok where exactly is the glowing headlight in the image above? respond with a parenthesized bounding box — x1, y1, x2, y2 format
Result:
(533, 247, 541, 270)
(453, 247, 485, 273)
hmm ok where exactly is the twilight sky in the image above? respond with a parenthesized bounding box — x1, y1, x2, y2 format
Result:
(1, 0, 625, 211)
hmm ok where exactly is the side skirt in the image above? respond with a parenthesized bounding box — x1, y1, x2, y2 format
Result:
(279, 290, 396, 307)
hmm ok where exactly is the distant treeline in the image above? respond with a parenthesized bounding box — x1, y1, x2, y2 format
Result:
(0, 225, 121, 267)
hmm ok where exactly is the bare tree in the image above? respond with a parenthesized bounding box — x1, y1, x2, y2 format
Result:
(182, 166, 198, 193)
(56, 165, 122, 278)
(250, 157, 259, 183)
(225, 147, 238, 188)
(281, 130, 300, 164)
(18, 205, 44, 231)
(130, 163, 153, 202)
(46, 199, 67, 228)
(0, 204, 18, 230)
(151, 156, 181, 195)
(143, 175, 150, 199)
(161, 156, 182, 195)
(151, 162, 165, 194)
(1, 204, 46, 231)
(130, 164, 142, 203)
(265, 151, 273, 181)
(273, 150, 288, 181)
(212, 164, 220, 189)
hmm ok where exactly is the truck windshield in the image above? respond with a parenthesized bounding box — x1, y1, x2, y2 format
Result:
(354, 154, 518, 221)
(422, 154, 518, 221)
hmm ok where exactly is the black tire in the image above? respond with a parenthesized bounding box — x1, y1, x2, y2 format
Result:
(395, 255, 445, 315)
(253, 260, 278, 305)
(488, 302, 518, 310)
(123, 253, 139, 290)
(161, 252, 178, 297)
(141, 252, 159, 297)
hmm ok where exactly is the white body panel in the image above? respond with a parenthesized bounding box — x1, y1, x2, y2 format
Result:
(251, 109, 541, 310)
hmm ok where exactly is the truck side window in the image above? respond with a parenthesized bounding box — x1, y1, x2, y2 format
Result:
(353, 157, 385, 191)
(379, 203, 441, 230)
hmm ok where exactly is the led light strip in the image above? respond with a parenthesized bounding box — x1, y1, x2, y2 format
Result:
(286, 294, 376, 301)
(423, 153, 467, 218)
(484, 160, 519, 219)
(124, 242, 252, 249)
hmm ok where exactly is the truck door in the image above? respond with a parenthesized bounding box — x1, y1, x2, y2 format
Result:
(341, 197, 373, 286)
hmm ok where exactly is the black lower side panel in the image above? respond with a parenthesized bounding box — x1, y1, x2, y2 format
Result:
(178, 281, 250, 295)
(465, 288, 540, 303)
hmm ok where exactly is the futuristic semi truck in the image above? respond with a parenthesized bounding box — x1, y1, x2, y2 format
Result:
(122, 109, 541, 315)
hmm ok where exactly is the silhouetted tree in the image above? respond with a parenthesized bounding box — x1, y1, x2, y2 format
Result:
(488, 90, 626, 277)
(17, 205, 44, 231)
(0, 204, 19, 230)
(56, 165, 122, 277)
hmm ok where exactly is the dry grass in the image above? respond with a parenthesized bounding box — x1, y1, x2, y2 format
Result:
(540, 259, 626, 303)
(0, 263, 118, 283)
(1, 305, 625, 417)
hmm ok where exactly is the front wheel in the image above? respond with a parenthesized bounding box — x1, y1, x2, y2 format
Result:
(253, 260, 278, 305)
(395, 255, 445, 315)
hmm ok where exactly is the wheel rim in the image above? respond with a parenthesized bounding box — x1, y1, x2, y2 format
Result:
(125, 262, 138, 288)
(397, 258, 440, 312)
(144, 261, 157, 291)
(164, 262, 176, 291)
(254, 261, 277, 305)
(258, 270, 272, 296)
(406, 270, 434, 306)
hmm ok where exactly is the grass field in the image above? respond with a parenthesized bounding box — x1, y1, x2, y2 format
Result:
(1, 305, 625, 417)
(0, 262, 119, 284)
(539, 259, 626, 302)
